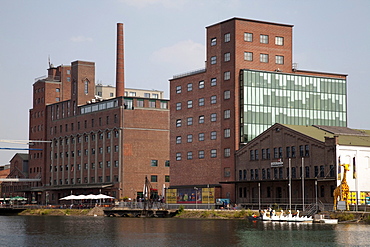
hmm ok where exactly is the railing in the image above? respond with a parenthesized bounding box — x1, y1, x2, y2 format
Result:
(172, 68, 206, 79)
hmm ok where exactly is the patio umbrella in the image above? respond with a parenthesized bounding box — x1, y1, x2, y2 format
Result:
(96, 194, 114, 199)
(59, 195, 77, 200)
(9, 196, 27, 201)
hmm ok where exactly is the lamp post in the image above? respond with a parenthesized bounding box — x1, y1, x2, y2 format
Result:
(194, 187, 198, 209)
(302, 157, 305, 211)
(289, 158, 291, 211)
(207, 184, 210, 210)
(258, 182, 261, 210)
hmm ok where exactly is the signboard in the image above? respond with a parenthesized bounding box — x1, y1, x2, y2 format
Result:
(271, 162, 283, 167)
(165, 187, 215, 204)
(337, 201, 346, 210)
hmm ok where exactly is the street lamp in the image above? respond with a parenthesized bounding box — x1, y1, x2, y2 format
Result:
(194, 187, 198, 209)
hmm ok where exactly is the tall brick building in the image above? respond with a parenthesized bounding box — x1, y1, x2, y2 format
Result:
(169, 17, 347, 203)
(27, 23, 169, 203)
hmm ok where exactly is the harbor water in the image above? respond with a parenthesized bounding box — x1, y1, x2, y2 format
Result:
(0, 216, 369, 246)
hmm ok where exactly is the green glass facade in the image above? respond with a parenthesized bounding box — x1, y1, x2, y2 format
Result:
(241, 70, 347, 142)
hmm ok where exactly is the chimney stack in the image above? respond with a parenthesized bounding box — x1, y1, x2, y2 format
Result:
(116, 23, 125, 97)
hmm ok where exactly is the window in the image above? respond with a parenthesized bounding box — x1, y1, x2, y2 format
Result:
(176, 86, 181, 94)
(56, 97, 60, 102)
(187, 83, 192, 91)
(250, 150, 255, 160)
(260, 34, 268, 44)
(286, 147, 291, 158)
(314, 166, 319, 177)
(224, 109, 230, 119)
(255, 150, 259, 160)
(176, 136, 182, 144)
(187, 134, 193, 143)
(274, 148, 278, 158)
(210, 113, 217, 122)
(211, 78, 217, 86)
(211, 149, 217, 158)
(149, 100, 156, 108)
(187, 100, 193, 108)
(292, 146, 296, 157)
(160, 101, 167, 109)
(279, 147, 283, 158)
(224, 90, 230, 99)
(198, 98, 205, 106)
(305, 145, 310, 156)
(198, 133, 205, 141)
(275, 36, 284, 46)
(224, 71, 230, 80)
(244, 52, 253, 61)
(129, 92, 136, 96)
(152, 93, 158, 99)
(176, 102, 181, 110)
(107, 161, 111, 167)
(244, 32, 253, 42)
(224, 128, 230, 138)
(199, 80, 205, 89)
(56, 88, 60, 92)
(224, 52, 230, 62)
(198, 115, 205, 124)
(176, 153, 182, 161)
(144, 93, 150, 98)
(299, 145, 304, 157)
(211, 95, 217, 104)
(187, 117, 193, 126)
(210, 131, 217, 140)
(224, 148, 230, 158)
(176, 119, 182, 127)
(275, 55, 284, 64)
(198, 150, 205, 159)
(224, 33, 230, 42)
(187, 152, 193, 160)
(165, 160, 170, 167)
(165, 175, 170, 182)
(267, 168, 271, 179)
(305, 166, 310, 178)
(260, 54, 269, 63)
(262, 149, 266, 160)
(262, 169, 266, 179)
(136, 99, 144, 107)
(151, 160, 158, 167)
(211, 56, 217, 64)
(84, 80, 89, 94)
(320, 165, 324, 177)
(211, 37, 216, 46)
(151, 175, 158, 183)
(224, 168, 231, 177)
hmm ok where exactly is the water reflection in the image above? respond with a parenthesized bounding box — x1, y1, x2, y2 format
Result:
(0, 216, 368, 246)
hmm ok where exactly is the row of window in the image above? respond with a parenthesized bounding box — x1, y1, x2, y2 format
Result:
(176, 129, 231, 143)
(51, 116, 118, 135)
(238, 185, 328, 198)
(51, 161, 119, 172)
(238, 165, 335, 181)
(211, 32, 284, 46)
(176, 78, 217, 94)
(50, 174, 169, 186)
(250, 145, 310, 160)
(210, 53, 284, 65)
(52, 131, 119, 147)
(176, 148, 231, 160)
(176, 91, 231, 110)
(51, 175, 118, 186)
(176, 111, 231, 127)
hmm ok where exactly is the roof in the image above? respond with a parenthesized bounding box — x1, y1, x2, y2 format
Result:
(282, 124, 370, 147)
(207, 17, 294, 28)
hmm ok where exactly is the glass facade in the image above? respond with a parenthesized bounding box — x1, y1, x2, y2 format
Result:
(241, 70, 347, 142)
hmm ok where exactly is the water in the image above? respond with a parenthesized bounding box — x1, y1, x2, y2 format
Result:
(0, 216, 369, 246)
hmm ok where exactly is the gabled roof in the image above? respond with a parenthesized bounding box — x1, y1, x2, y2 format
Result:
(281, 124, 370, 147)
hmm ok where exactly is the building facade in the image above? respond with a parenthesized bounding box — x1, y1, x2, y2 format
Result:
(235, 123, 370, 208)
(25, 23, 170, 204)
(169, 17, 347, 202)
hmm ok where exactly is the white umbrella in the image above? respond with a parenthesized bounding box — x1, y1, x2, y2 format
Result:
(96, 194, 114, 199)
(85, 194, 98, 200)
(74, 195, 88, 200)
(59, 195, 77, 200)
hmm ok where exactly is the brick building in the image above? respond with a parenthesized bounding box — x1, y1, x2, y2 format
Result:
(169, 17, 347, 203)
(26, 23, 169, 204)
(235, 123, 370, 209)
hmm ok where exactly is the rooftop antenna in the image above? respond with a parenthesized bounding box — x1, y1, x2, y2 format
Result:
(48, 55, 54, 68)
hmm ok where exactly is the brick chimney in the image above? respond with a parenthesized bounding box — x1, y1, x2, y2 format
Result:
(116, 23, 125, 97)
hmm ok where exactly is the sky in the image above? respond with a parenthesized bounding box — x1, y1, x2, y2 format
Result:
(0, 0, 369, 165)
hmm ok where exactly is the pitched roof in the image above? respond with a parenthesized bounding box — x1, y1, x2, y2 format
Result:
(282, 124, 370, 147)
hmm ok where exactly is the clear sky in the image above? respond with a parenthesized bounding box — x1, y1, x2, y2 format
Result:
(0, 0, 369, 165)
